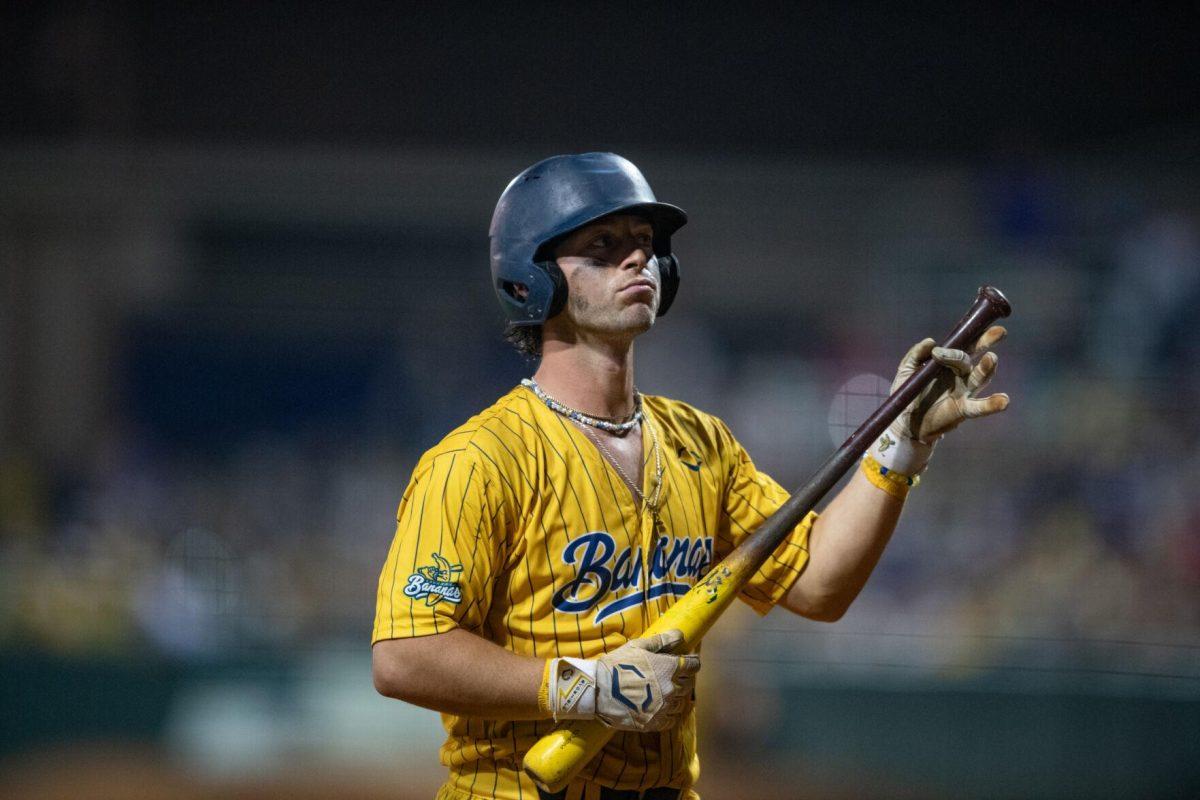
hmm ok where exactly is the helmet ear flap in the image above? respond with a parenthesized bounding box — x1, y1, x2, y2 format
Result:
(656, 254, 681, 317)
(542, 259, 569, 320)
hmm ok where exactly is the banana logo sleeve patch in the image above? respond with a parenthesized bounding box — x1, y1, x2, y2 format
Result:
(404, 552, 465, 606)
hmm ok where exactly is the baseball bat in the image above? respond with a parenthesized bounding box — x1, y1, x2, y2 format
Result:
(523, 286, 1013, 793)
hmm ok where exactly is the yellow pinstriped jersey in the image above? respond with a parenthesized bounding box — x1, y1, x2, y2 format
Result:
(373, 386, 816, 800)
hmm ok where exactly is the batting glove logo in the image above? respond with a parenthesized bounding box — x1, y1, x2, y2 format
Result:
(612, 663, 653, 712)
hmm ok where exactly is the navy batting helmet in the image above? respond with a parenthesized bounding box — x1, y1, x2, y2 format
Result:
(489, 152, 687, 326)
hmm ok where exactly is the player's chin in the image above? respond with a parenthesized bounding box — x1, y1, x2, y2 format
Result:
(622, 302, 658, 331)
(621, 291, 658, 313)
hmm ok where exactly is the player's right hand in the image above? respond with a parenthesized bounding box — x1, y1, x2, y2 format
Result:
(546, 629, 700, 732)
(595, 630, 700, 731)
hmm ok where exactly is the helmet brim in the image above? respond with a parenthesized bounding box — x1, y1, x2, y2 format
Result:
(534, 201, 687, 260)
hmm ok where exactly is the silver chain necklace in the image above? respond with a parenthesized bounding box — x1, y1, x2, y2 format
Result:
(521, 378, 643, 435)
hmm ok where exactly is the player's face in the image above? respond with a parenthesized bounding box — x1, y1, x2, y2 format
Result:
(552, 214, 660, 340)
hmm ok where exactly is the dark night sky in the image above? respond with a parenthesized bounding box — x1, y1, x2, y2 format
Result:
(2, 2, 1197, 159)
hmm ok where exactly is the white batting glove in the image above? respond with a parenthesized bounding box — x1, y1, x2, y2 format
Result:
(870, 325, 1010, 475)
(546, 629, 700, 732)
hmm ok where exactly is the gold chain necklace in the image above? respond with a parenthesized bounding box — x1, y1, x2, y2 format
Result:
(578, 416, 664, 517)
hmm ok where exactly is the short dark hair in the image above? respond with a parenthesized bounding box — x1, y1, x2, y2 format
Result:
(504, 323, 543, 359)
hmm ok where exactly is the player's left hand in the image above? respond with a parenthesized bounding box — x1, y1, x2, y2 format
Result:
(892, 324, 1009, 444)
(869, 325, 1009, 476)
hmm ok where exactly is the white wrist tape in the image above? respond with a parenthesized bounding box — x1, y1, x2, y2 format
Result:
(869, 429, 937, 476)
(548, 657, 597, 720)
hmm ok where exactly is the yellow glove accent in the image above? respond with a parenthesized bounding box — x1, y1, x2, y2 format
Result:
(537, 659, 553, 715)
(861, 452, 919, 500)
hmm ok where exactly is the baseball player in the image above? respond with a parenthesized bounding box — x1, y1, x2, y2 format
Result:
(372, 153, 1008, 800)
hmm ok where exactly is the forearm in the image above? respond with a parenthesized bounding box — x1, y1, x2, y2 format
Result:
(783, 467, 905, 620)
(372, 627, 548, 719)
(781, 325, 1008, 621)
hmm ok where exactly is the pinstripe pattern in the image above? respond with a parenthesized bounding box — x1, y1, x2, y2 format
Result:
(375, 386, 817, 799)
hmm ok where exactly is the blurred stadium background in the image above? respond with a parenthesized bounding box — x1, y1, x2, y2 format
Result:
(1, 4, 1198, 799)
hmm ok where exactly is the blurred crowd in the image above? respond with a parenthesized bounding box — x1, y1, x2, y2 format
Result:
(1, 156, 1198, 703)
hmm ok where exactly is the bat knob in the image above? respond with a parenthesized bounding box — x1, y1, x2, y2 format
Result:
(978, 285, 1012, 318)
